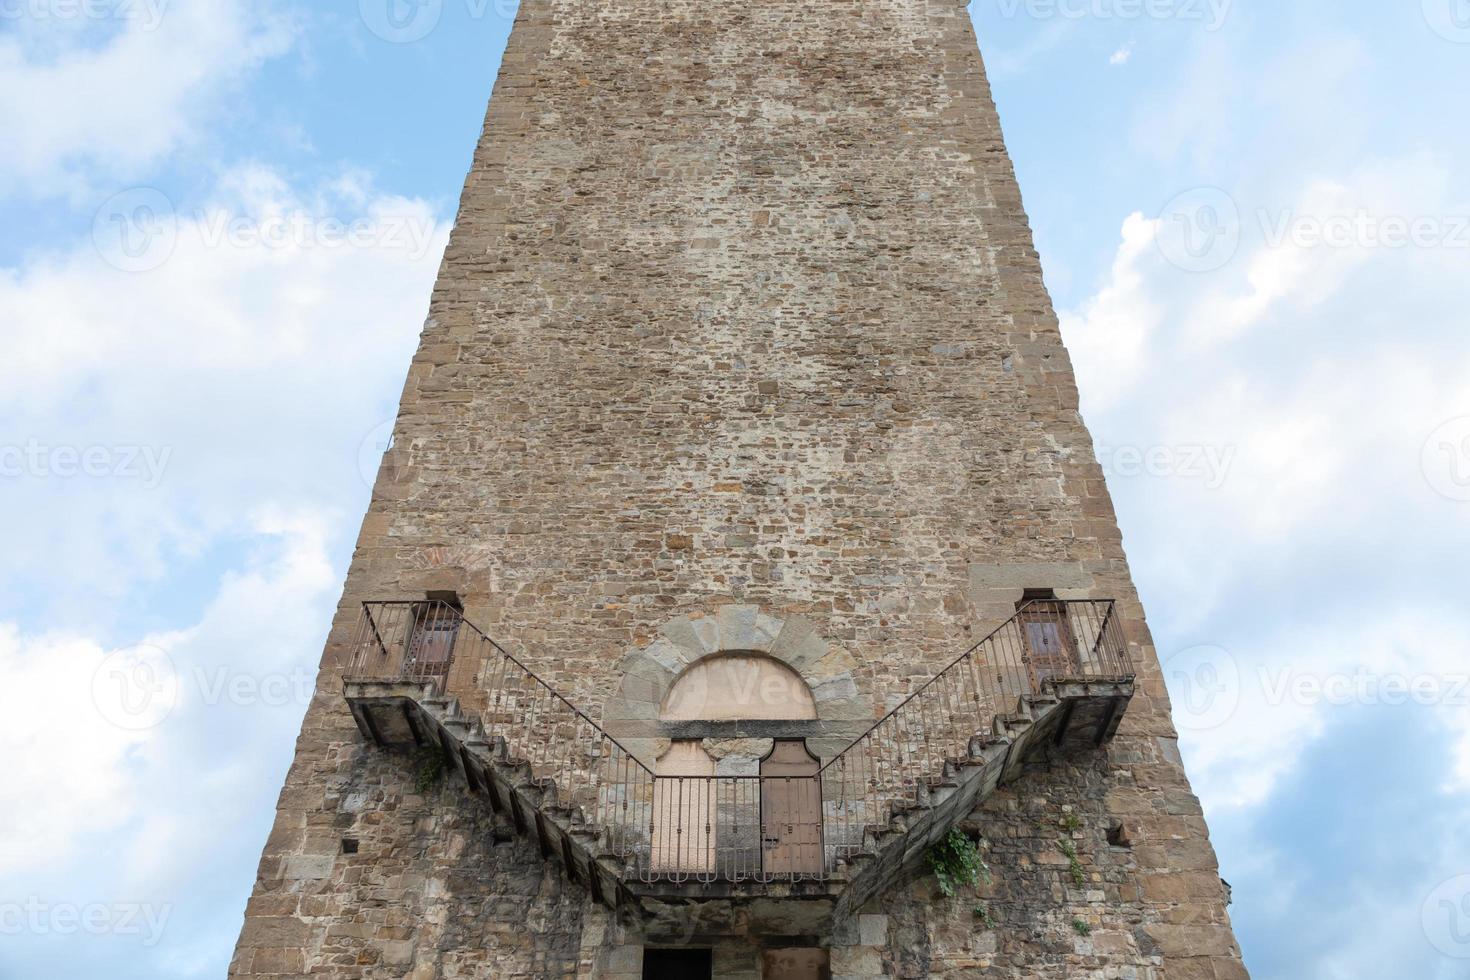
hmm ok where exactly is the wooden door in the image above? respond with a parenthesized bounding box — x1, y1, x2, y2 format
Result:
(407, 604, 460, 691)
(1020, 600, 1079, 686)
(760, 740, 823, 877)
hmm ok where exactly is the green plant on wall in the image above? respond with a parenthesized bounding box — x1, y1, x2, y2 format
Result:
(1071, 919, 1092, 937)
(927, 829, 991, 898)
(1057, 838, 1085, 887)
(415, 749, 445, 795)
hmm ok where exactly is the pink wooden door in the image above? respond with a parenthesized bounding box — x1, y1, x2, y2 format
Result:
(760, 740, 823, 877)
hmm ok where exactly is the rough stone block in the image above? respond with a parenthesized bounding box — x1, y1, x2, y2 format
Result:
(858, 914, 888, 946)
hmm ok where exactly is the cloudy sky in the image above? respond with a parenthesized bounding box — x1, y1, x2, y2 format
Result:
(1, 1, 1467, 977)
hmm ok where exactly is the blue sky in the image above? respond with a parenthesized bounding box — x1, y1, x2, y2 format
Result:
(2, 1, 1469, 977)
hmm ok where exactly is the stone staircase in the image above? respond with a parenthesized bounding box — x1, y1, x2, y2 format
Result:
(831, 678, 1132, 916)
(346, 680, 642, 912)
(343, 599, 1135, 922)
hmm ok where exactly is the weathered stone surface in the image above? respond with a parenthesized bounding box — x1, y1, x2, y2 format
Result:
(858, 914, 889, 946)
(229, 0, 1246, 975)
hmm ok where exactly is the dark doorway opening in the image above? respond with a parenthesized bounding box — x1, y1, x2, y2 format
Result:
(643, 947, 713, 980)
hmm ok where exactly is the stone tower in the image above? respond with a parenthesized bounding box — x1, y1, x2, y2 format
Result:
(229, 0, 1247, 977)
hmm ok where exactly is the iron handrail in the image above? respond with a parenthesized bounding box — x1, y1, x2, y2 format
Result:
(815, 599, 1050, 777)
(345, 596, 1132, 882)
(350, 600, 656, 776)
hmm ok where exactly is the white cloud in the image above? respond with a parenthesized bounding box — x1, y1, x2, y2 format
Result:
(1057, 211, 1161, 410)
(1065, 149, 1470, 814)
(1170, 610, 1470, 810)
(0, 626, 152, 874)
(0, 167, 449, 614)
(1109, 45, 1132, 66)
(0, 508, 335, 881)
(0, 0, 296, 199)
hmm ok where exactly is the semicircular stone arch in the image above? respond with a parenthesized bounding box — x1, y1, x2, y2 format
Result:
(659, 653, 818, 722)
(602, 605, 872, 767)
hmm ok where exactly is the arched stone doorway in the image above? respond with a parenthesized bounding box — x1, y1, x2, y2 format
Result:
(650, 652, 827, 878)
(604, 607, 875, 880)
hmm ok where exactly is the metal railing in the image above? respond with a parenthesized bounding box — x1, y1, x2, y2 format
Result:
(345, 598, 1130, 883)
(817, 599, 1130, 864)
(349, 598, 467, 695)
(349, 600, 658, 868)
(645, 774, 826, 884)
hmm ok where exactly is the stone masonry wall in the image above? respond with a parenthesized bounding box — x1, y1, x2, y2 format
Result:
(849, 751, 1241, 980)
(229, 0, 1247, 976)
